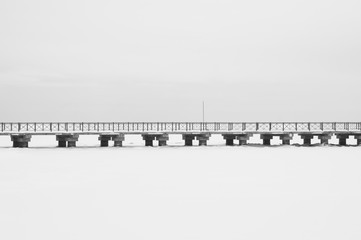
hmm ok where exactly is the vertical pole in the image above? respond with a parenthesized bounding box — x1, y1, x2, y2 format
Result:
(202, 101, 205, 125)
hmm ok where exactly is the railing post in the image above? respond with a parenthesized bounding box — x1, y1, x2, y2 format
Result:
(308, 123, 311, 131)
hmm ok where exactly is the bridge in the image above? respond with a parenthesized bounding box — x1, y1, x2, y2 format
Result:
(1, 122, 361, 147)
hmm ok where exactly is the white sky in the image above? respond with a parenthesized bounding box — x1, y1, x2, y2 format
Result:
(1, 0, 360, 122)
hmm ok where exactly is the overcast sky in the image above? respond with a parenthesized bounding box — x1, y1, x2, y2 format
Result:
(1, 0, 360, 122)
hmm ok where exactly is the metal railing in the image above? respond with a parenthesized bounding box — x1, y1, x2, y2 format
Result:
(0, 122, 360, 134)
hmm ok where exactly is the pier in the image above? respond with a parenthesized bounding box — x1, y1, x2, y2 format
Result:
(1, 122, 361, 148)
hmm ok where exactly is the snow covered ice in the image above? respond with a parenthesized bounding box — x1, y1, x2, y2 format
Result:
(1, 135, 361, 240)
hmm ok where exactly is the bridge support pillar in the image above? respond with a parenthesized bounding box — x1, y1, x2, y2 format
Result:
(353, 134, 361, 146)
(260, 134, 273, 145)
(98, 134, 124, 147)
(112, 134, 125, 147)
(318, 133, 332, 145)
(56, 134, 79, 148)
(279, 133, 293, 145)
(99, 135, 112, 147)
(142, 135, 155, 146)
(142, 134, 168, 147)
(196, 133, 211, 146)
(222, 134, 236, 146)
(156, 134, 169, 146)
(11, 134, 32, 148)
(336, 134, 349, 146)
(183, 134, 196, 146)
(236, 134, 253, 145)
(299, 134, 314, 146)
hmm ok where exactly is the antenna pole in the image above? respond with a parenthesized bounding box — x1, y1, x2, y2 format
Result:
(202, 101, 205, 123)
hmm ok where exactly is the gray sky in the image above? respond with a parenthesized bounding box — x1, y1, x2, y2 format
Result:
(1, 0, 360, 122)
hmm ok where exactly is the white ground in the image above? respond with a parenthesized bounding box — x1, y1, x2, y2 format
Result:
(1, 135, 361, 240)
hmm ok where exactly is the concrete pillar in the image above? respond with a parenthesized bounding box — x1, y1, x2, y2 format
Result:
(112, 134, 125, 147)
(67, 141, 77, 147)
(56, 134, 79, 148)
(156, 134, 169, 146)
(183, 134, 196, 146)
(157, 140, 165, 146)
(236, 134, 252, 145)
(260, 134, 273, 145)
(98, 135, 112, 147)
(222, 134, 236, 146)
(336, 134, 349, 146)
(11, 134, 32, 148)
(318, 134, 332, 145)
(58, 141, 66, 147)
(196, 134, 211, 146)
(299, 134, 313, 146)
(279, 133, 293, 145)
(142, 134, 168, 147)
(354, 135, 361, 146)
(142, 134, 155, 147)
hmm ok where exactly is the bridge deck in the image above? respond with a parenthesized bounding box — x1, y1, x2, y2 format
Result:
(0, 122, 360, 134)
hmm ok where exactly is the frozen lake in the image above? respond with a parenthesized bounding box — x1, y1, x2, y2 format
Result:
(1, 136, 361, 239)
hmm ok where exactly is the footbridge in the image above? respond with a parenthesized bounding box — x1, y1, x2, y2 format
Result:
(1, 122, 361, 147)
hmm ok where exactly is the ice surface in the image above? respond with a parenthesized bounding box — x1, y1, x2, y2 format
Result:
(1, 136, 361, 240)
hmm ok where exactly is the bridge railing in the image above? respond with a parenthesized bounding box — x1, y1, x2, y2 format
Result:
(1, 122, 361, 134)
